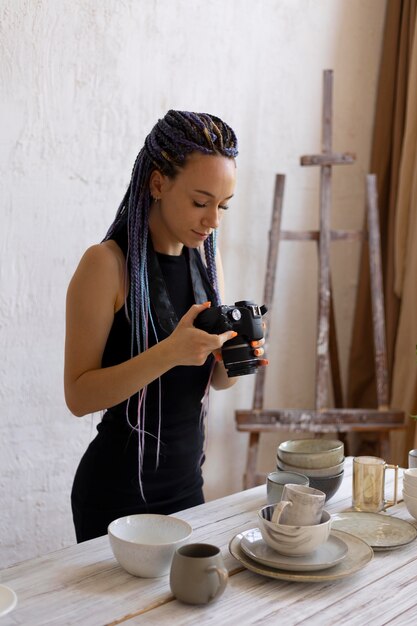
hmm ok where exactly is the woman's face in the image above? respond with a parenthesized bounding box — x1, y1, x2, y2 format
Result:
(149, 153, 236, 255)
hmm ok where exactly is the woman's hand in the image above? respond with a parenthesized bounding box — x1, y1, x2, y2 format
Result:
(212, 333, 269, 367)
(166, 302, 237, 367)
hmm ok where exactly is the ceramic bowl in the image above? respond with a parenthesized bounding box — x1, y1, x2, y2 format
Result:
(277, 457, 345, 478)
(403, 492, 417, 521)
(307, 471, 344, 502)
(108, 514, 192, 578)
(277, 439, 344, 469)
(402, 479, 417, 499)
(258, 504, 332, 556)
(403, 468, 417, 483)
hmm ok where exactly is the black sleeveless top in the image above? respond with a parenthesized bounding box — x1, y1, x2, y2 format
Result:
(97, 231, 215, 501)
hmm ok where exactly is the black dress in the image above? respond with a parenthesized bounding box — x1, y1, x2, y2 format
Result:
(71, 237, 215, 542)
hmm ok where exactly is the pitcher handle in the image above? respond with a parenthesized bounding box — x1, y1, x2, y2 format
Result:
(384, 463, 399, 508)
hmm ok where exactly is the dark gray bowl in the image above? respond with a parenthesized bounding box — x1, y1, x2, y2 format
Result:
(307, 470, 344, 502)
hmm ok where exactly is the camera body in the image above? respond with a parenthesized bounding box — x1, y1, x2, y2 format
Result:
(194, 300, 267, 377)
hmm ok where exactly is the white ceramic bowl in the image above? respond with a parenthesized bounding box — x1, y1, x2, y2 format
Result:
(258, 504, 332, 556)
(403, 468, 417, 483)
(277, 457, 345, 478)
(403, 492, 417, 521)
(277, 439, 344, 469)
(108, 514, 192, 578)
(402, 479, 417, 498)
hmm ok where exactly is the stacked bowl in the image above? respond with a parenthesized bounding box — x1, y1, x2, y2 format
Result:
(402, 468, 417, 520)
(276, 439, 345, 501)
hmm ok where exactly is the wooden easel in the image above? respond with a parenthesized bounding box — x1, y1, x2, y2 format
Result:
(236, 70, 406, 489)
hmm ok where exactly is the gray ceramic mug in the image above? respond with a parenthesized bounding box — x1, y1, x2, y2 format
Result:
(266, 470, 309, 505)
(170, 543, 228, 605)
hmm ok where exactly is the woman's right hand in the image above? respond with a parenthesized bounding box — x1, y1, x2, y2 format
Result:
(166, 302, 237, 367)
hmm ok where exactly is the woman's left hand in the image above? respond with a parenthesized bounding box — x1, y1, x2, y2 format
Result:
(212, 336, 268, 366)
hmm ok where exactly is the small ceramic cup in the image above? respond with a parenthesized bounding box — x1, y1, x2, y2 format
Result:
(266, 470, 309, 505)
(170, 543, 228, 605)
(408, 449, 417, 469)
(271, 483, 326, 525)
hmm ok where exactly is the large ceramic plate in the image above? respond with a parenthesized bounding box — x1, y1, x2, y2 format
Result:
(0, 584, 17, 617)
(229, 529, 373, 583)
(240, 527, 348, 572)
(331, 511, 417, 551)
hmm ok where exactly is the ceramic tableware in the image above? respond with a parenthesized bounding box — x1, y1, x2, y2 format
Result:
(0, 584, 17, 617)
(308, 471, 344, 502)
(331, 511, 417, 550)
(258, 504, 331, 556)
(408, 449, 417, 468)
(266, 470, 309, 505)
(352, 456, 398, 512)
(170, 543, 228, 605)
(240, 527, 348, 572)
(277, 439, 344, 469)
(229, 529, 373, 583)
(403, 467, 417, 483)
(403, 492, 417, 520)
(271, 483, 326, 525)
(277, 457, 345, 478)
(403, 480, 417, 498)
(108, 514, 192, 578)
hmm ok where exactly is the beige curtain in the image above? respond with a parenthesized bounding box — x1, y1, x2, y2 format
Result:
(347, 0, 417, 464)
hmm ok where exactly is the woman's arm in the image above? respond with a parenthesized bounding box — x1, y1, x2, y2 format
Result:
(64, 243, 235, 416)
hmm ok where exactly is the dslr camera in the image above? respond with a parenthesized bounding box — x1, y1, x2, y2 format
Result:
(194, 300, 267, 377)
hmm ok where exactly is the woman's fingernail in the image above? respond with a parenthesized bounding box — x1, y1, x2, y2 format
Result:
(203, 301, 211, 307)
(215, 353, 222, 362)
(231, 331, 238, 338)
(251, 340, 261, 348)
(254, 348, 264, 357)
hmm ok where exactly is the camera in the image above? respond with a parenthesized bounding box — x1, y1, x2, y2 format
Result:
(194, 300, 267, 377)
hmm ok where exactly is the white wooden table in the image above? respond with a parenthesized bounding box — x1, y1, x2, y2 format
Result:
(1, 458, 416, 625)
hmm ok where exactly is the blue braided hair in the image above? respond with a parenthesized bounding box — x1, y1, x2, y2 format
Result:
(102, 110, 238, 494)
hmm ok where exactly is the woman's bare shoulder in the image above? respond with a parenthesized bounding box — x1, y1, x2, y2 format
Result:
(79, 240, 124, 270)
(68, 241, 126, 305)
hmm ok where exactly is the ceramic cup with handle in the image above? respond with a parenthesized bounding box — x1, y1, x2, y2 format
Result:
(408, 449, 417, 468)
(169, 543, 228, 605)
(271, 483, 326, 526)
(266, 470, 309, 505)
(352, 456, 398, 512)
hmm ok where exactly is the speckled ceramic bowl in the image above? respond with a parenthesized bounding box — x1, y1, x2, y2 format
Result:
(277, 457, 345, 478)
(108, 514, 192, 578)
(277, 439, 344, 469)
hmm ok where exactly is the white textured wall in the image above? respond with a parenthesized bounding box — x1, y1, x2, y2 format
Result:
(0, 0, 386, 567)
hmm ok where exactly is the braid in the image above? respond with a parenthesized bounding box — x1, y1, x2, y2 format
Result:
(103, 110, 238, 491)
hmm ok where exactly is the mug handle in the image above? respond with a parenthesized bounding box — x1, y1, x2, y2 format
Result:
(271, 500, 292, 524)
(207, 565, 228, 600)
(384, 463, 399, 507)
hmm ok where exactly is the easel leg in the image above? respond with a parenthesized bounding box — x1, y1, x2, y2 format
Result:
(244, 433, 260, 489)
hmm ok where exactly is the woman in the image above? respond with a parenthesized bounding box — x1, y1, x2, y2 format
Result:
(65, 110, 266, 542)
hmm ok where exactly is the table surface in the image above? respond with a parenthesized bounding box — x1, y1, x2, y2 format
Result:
(1, 458, 416, 626)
